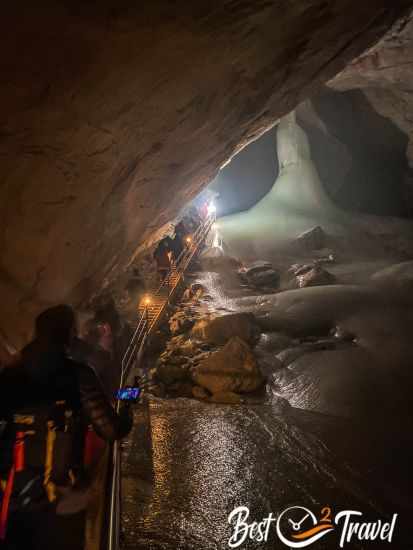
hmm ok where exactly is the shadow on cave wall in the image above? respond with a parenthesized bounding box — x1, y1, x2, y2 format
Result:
(298, 89, 412, 218)
(209, 126, 278, 217)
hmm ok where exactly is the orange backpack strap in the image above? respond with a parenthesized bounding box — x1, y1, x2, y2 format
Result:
(0, 430, 25, 540)
(0, 464, 15, 540)
(44, 421, 57, 502)
(14, 431, 25, 472)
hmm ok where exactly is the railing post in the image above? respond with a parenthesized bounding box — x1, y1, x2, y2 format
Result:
(108, 440, 120, 550)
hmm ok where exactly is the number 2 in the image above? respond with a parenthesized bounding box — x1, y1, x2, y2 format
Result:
(321, 506, 332, 523)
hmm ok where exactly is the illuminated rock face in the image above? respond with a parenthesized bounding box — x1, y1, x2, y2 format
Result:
(0, 2, 409, 348)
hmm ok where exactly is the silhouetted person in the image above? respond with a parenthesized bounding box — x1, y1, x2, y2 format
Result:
(175, 220, 187, 243)
(0, 305, 132, 550)
(124, 267, 145, 303)
(185, 207, 202, 231)
(165, 233, 183, 264)
(173, 220, 190, 261)
(72, 300, 126, 398)
(153, 239, 171, 280)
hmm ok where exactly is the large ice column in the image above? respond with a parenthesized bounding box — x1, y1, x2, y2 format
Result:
(215, 111, 344, 257)
(270, 111, 339, 212)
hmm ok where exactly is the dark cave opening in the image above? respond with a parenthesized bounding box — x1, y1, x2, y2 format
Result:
(209, 125, 278, 217)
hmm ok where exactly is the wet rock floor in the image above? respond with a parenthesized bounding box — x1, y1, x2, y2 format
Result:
(121, 254, 413, 550)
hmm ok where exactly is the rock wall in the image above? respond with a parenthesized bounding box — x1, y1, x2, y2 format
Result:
(297, 90, 411, 216)
(329, 10, 413, 211)
(0, 2, 411, 348)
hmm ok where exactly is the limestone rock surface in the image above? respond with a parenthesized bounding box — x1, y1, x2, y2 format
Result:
(192, 336, 264, 394)
(191, 313, 258, 346)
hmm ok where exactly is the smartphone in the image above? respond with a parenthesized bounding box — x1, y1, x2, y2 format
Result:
(115, 386, 141, 402)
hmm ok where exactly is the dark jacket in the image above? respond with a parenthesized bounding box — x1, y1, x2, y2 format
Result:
(0, 342, 132, 444)
(153, 241, 171, 270)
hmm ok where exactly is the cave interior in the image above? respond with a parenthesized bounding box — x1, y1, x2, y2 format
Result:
(2, 3, 413, 548)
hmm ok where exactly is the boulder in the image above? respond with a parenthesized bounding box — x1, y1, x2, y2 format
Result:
(179, 338, 198, 357)
(332, 325, 355, 342)
(248, 269, 280, 289)
(192, 385, 210, 400)
(239, 261, 280, 289)
(166, 334, 187, 350)
(313, 249, 336, 264)
(191, 283, 205, 296)
(240, 260, 273, 278)
(182, 283, 205, 302)
(295, 226, 326, 251)
(254, 353, 283, 376)
(168, 381, 194, 398)
(256, 332, 295, 354)
(192, 336, 264, 394)
(210, 391, 242, 405)
(166, 335, 198, 357)
(157, 364, 187, 385)
(296, 265, 336, 288)
(289, 263, 315, 276)
(182, 288, 192, 302)
(166, 354, 188, 366)
(191, 313, 258, 346)
(169, 311, 195, 335)
(192, 351, 212, 365)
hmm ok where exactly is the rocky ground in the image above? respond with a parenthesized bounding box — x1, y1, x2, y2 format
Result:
(121, 223, 413, 550)
(141, 278, 265, 405)
(137, 222, 413, 413)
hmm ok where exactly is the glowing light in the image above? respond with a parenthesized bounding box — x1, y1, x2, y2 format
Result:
(186, 236, 192, 244)
(143, 295, 151, 306)
(207, 202, 216, 215)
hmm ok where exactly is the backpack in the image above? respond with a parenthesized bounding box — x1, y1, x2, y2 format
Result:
(0, 365, 84, 540)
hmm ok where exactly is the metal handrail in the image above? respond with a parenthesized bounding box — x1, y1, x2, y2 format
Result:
(106, 213, 214, 550)
(119, 215, 215, 381)
(120, 317, 147, 387)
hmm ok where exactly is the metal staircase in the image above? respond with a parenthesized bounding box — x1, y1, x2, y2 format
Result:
(120, 213, 215, 387)
(108, 212, 215, 550)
